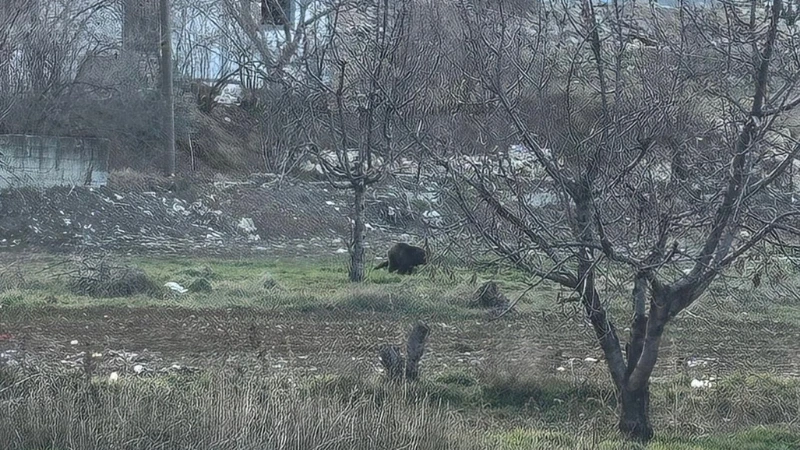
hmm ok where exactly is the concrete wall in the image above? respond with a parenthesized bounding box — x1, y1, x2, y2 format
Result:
(0, 134, 110, 189)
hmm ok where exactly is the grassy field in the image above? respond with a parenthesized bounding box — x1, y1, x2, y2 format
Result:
(0, 253, 798, 449)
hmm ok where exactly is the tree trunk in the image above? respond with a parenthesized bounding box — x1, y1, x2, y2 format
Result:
(349, 184, 366, 282)
(618, 384, 653, 442)
(159, 0, 176, 176)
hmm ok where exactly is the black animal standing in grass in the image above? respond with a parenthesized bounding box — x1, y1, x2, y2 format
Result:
(374, 243, 428, 275)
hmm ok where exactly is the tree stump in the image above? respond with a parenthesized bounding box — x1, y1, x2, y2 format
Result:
(471, 281, 515, 317)
(405, 321, 430, 380)
(379, 321, 430, 381)
(378, 344, 405, 380)
(472, 281, 507, 307)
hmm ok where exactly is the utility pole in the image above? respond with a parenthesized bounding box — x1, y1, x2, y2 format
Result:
(159, 0, 175, 176)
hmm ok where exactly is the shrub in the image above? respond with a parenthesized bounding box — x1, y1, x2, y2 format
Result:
(68, 258, 160, 298)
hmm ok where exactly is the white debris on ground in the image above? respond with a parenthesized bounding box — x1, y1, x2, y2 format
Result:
(56, 349, 200, 378)
(691, 378, 716, 389)
(213, 83, 243, 105)
(0, 349, 19, 367)
(686, 356, 717, 368)
(238, 217, 257, 233)
(422, 210, 442, 226)
(237, 217, 261, 241)
(165, 282, 188, 294)
(0, 169, 442, 256)
(552, 356, 603, 373)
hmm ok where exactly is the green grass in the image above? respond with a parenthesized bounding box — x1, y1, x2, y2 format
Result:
(2, 254, 800, 448)
(0, 255, 547, 317)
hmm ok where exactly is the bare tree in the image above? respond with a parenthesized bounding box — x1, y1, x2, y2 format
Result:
(412, 0, 800, 442)
(218, 0, 333, 84)
(297, 0, 432, 281)
(0, 0, 123, 134)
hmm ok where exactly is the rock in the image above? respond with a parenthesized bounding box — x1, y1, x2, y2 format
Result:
(187, 278, 213, 294)
(260, 272, 281, 290)
(471, 281, 511, 309)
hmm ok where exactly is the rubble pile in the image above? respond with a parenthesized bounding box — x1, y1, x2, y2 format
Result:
(0, 186, 246, 252)
(0, 172, 447, 255)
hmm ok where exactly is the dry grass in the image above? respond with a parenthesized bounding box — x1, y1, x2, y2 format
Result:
(0, 364, 798, 450)
(0, 370, 482, 450)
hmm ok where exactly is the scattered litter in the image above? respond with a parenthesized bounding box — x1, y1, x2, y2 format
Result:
(556, 366, 566, 372)
(165, 282, 188, 294)
(691, 378, 714, 389)
(0, 350, 19, 367)
(686, 357, 717, 368)
(584, 357, 599, 363)
(238, 217, 258, 234)
(109, 372, 119, 382)
(70, 340, 79, 346)
(133, 364, 144, 374)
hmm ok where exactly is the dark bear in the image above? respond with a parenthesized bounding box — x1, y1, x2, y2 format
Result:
(374, 243, 428, 275)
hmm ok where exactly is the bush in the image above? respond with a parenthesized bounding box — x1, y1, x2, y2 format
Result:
(68, 258, 160, 298)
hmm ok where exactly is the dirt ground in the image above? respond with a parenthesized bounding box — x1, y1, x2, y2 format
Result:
(2, 304, 798, 383)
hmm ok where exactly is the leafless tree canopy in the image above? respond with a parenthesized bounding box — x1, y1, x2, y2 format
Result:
(4, 0, 800, 443)
(401, 0, 800, 441)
